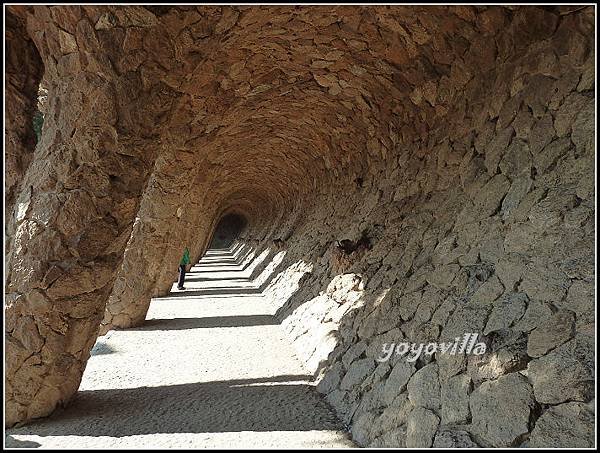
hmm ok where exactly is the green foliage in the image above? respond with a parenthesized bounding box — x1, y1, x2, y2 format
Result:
(32, 110, 44, 143)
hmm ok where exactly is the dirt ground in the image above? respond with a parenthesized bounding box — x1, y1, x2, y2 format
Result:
(6, 249, 354, 449)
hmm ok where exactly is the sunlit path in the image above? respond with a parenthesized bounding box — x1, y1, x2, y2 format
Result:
(6, 244, 354, 449)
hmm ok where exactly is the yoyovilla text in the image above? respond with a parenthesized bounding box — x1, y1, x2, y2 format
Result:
(376, 333, 487, 362)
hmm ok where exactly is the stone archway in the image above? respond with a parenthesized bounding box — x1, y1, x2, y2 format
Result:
(4, 5, 595, 448)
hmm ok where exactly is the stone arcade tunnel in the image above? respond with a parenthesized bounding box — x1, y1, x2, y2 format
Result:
(210, 213, 248, 248)
(4, 5, 596, 448)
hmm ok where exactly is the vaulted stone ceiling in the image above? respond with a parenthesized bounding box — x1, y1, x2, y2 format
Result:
(4, 5, 595, 447)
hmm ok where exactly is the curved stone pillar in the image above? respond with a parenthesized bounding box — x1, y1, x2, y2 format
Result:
(100, 153, 212, 333)
(4, 6, 180, 427)
(148, 188, 220, 298)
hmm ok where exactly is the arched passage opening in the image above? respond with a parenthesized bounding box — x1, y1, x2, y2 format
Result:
(209, 213, 248, 249)
(5, 7, 44, 257)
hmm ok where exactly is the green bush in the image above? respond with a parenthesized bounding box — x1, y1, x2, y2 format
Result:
(32, 110, 44, 143)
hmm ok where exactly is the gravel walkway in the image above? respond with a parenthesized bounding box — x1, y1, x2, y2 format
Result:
(6, 246, 354, 449)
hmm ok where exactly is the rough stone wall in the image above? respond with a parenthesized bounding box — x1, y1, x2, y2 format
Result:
(247, 5, 595, 448)
(5, 5, 595, 446)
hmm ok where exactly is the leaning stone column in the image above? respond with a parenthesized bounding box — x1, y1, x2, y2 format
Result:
(147, 201, 213, 295)
(100, 151, 205, 333)
(149, 181, 221, 298)
(4, 6, 174, 426)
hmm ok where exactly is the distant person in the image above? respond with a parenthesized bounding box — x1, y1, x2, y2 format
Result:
(178, 247, 191, 290)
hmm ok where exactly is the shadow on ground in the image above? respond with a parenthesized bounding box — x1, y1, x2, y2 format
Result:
(90, 341, 117, 356)
(8, 376, 345, 437)
(131, 315, 279, 331)
(5, 435, 41, 448)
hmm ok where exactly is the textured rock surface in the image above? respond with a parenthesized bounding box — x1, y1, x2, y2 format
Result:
(4, 4, 595, 448)
(529, 402, 595, 448)
(469, 373, 536, 447)
(433, 430, 479, 448)
(528, 334, 595, 404)
(406, 407, 440, 448)
(527, 309, 575, 357)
